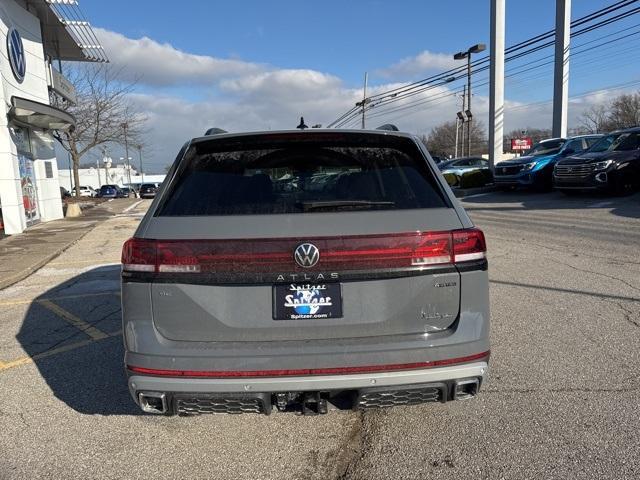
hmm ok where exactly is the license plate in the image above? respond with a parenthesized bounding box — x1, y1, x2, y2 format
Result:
(273, 283, 343, 320)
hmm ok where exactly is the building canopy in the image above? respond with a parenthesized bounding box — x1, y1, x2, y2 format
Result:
(29, 0, 108, 63)
(10, 96, 75, 131)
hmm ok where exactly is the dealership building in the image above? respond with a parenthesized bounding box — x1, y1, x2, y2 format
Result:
(0, 0, 106, 235)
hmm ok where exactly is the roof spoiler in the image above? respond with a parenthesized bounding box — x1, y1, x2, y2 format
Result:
(376, 124, 399, 131)
(204, 127, 228, 135)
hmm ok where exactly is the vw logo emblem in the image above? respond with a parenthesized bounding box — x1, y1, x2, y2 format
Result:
(7, 28, 26, 83)
(294, 243, 320, 268)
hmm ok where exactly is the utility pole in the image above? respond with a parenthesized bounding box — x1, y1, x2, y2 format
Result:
(454, 43, 485, 157)
(489, 0, 505, 172)
(552, 0, 571, 138)
(67, 152, 73, 192)
(96, 158, 102, 186)
(460, 85, 467, 156)
(361, 72, 368, 129)
(137, 145, 144, 183)
(466, 55, 472, 156)
(454, 116, 460, 158)
(122, 122, 132, 186)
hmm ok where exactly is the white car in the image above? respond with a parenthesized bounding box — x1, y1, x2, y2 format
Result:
(77, 186, 96, 197)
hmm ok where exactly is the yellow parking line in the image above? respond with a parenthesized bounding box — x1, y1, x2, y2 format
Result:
(0, 290, 120, 307)
(39, 299, 109, 340)
(48, 260, 120, 266)
(0, 330, 122, 372)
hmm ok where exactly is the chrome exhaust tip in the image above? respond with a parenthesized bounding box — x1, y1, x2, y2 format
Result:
(453, 378, 479, 400)
(138, 391, 168, 414)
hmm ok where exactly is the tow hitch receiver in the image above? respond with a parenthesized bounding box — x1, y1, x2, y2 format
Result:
(301, 392, 328, 415)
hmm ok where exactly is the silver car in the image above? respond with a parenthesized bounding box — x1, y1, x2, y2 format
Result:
(121, 129, 490, 415)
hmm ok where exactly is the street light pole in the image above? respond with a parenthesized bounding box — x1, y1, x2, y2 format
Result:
(122, 122, 132, 187)
(137, 145, 144, 183)
(454, 43, 486, 157)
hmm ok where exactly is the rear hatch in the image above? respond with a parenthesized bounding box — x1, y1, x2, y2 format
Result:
(123, 132, 485, 342)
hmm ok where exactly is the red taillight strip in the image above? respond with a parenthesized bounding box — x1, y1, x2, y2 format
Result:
(127, 351, 490, 378)
(121, 229, 486, 274)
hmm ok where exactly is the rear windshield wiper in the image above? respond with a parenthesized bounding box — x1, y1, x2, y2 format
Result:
(300, 200, 395, 211)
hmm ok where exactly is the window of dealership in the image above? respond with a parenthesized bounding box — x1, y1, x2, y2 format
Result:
(0, 0, 106, 235)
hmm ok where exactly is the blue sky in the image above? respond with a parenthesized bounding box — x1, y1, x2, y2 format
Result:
(83, 0, 626, 90)
(73, 0, 640, 171)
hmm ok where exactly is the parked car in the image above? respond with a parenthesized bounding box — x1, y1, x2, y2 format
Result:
(438, 157, 493, 188)
(439, 156, 489, 175)
(554, 127, 640, 195)
(139, 183, 158, 198)
(98, 184, 125, 198)
(60, 187, 71, 200)
(494, 135, 603, 190)
(121, 129, 490, 416)
(77, 186, 96, 197)
(121, 187, 137, 198)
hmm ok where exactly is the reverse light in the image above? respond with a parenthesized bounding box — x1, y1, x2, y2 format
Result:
(593, 159, 614, 171)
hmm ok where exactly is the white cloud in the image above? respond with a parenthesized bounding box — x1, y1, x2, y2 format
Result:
(94, 28, 264, 86)
(67, 29, 632, 172)
(378, 50, 457, 78)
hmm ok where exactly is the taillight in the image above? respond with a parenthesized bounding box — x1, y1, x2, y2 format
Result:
(121, 238, 156, 272)
(452, 228, 486, 263)
(121, 228, 486, 274)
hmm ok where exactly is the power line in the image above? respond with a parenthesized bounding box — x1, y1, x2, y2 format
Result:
(327, 0, 640, 127)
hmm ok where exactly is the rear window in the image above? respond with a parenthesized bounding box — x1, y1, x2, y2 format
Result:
(157, 134, 448, 216)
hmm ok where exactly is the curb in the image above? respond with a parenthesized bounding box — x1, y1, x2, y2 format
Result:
(0, 227, 94, 291)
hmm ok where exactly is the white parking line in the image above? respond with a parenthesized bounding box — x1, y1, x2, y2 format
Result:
(587, 201, 614, 208)
(459, 192, 495, 200)
(123, 200, 143, 213)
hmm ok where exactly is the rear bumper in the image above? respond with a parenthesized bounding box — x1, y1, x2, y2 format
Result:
(128, 360, 488, 414)
(129, 360, 487, 394)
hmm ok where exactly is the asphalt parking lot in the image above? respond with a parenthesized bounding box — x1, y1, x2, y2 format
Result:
(1, 192, 639, 479)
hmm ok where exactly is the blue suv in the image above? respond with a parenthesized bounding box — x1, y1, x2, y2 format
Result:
(494, 135, 602, 190)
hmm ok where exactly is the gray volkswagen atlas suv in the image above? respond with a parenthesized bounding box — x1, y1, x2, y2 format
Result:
(121, 129, 490, 415)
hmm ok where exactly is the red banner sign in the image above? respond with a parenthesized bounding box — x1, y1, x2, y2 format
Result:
(511, 137, 532, 151)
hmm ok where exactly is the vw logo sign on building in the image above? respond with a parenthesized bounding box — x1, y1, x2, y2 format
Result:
(7, 28, 26, 83)
(294, 243, 320, 268)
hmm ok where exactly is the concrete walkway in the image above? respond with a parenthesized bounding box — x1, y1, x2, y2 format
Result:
(0, 198, 141, 290)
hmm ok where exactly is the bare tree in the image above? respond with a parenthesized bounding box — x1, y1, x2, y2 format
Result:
(52, 64, 146, 196)
(607, 92, 640, 130)
(424, 120, 487, 158)
(579, 104, 610, 134)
